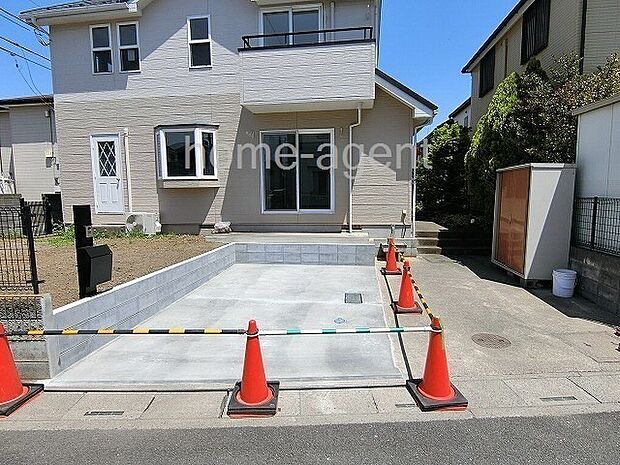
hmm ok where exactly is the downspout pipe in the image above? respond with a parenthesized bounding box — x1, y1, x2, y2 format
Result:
(349, 105, 362, 234)
(123, 128, 133, 213)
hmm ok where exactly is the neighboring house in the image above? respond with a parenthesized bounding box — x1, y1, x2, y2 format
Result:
(569, 93, 620, 316)
(21, 0, 437, 234)
(462, 0, 620, 126)
(448, 98, 471, 129)
(0, 95, 60, 200)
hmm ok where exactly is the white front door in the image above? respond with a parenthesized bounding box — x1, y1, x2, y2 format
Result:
(91, 135, 124, 214)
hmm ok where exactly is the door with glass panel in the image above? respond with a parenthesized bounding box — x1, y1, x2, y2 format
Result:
(91, 135, 124, 214)
(262, 130, 333, 213)
(261, 6, 321, 46)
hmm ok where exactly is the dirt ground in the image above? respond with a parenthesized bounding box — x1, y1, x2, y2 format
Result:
(35, 235, 223, 308)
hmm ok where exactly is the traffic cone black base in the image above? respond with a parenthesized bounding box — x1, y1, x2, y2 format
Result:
(381, 268, 402, 276)
(0, 384, 43, 417)
(405, 379, 468, 412)
(392, 301, 423, 314)
(227, 381, 280, 418)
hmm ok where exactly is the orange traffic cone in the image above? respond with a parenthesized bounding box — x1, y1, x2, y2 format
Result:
(406, 317, 468, 411)
(228, 320, 279, 418)
(381, 238, 402, 275)
(0, 324, 43, 416)
(394, 261, 422, 314)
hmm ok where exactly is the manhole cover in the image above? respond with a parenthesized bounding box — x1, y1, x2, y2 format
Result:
(472, 333, 511, 349)
(344, 292, 363, 304)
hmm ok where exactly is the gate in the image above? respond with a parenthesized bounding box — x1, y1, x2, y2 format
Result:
(0, 199, 41, 294)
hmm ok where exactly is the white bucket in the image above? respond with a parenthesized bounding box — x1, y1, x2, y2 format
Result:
(552, 269, 577, 298)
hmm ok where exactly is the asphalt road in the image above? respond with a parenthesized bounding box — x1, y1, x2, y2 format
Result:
(3, 413, 619, 464)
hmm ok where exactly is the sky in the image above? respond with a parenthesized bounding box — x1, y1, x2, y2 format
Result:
(0, 0, 516, 136)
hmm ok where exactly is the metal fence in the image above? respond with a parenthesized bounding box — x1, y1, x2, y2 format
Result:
(0, 201, 41, 293)
(0, 294, 44, 341)
(573, 197, 620, 256)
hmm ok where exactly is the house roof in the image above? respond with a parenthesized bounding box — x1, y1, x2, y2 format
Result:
(375, 69, 438, 114)
(0, 95, 53, 107)
(21, 0, 128, 15)
(462, 0, 531, 73)
(449, 98, 471, 119)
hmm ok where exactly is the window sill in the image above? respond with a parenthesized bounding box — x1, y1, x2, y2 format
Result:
(158, 179, 220, 189)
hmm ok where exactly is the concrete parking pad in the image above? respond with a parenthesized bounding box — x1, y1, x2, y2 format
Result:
(46, 264, 403, 390)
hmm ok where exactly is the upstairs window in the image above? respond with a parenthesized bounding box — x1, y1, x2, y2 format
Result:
(157, 127, 217, 179)
(118, 22, 140, 72)
(90, 24, 112, 74)
(261, 6, 321, 47)
(188, 16, 212, 68)
(521, 0, 551, 64)
(479, 47, 496, 97)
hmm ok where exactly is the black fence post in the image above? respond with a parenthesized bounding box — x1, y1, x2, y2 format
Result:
(590, 196, 599, 250)
(20, 199, 40, 294)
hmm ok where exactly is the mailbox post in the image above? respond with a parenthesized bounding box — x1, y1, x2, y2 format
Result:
(73, 205, 113, 299)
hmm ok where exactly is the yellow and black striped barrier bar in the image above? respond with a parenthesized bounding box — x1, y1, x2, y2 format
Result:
(1, 325, 440, 338)
(411, 279, 435, 321)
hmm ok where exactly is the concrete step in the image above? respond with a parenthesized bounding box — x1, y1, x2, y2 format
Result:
(416, 246, 442, 255)
(416, 237, 439, 247)
(416, 230, 440, 239)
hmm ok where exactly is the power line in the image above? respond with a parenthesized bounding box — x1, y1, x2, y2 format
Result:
(0, 7, 49, 36)
(0, 36, 49, 61)
(0, 11, 32, 32)
(0, 45, 50, 70)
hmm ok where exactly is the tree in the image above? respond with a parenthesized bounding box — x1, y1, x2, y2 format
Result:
(418, 121, 471, 215)
(465, 53, 620, 221)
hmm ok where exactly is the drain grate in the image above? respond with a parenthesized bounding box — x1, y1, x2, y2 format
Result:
(472, 333, 512, 349)
(540, 396, 578, 403)
(345, 292, 363, 304)
(84, 410, 125, 417)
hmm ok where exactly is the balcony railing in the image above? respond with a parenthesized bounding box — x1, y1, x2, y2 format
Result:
(241, 26, 374, 50)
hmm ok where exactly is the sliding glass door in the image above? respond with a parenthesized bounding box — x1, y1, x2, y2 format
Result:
(261, 130, 333, 213)
(261, 6, 322, 46)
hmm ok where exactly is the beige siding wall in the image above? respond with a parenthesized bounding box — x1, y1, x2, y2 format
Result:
(584, 0, 620, 72)
(0, 112, 12, 176)
(470, 0, 583, 125)
(240, 42, 376, 110)
(7, 106, 56, 201)
(56, 87, 412, 230)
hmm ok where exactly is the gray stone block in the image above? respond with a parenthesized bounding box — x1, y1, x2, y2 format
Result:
(301, 253, 320, 264)
(265, 244, 284, 253)
(337, 253, 356, 265)
(301, 244, 320, 254)
(247, 243, 265, 252)
(319, 244, 338, 255)
(284, 253, 302, 264)
(319, 254, 338, 265)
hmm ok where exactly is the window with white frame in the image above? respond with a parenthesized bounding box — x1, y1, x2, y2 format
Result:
(90, 24, 113, 74)
(188, 16, 212, 68)
(261, 5, 321, 46)
(261, 130, 333, 213)
(157, 127, 217, 179)
(118, 22, 140, 72)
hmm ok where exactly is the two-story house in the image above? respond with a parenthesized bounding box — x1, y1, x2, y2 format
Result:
(462, 0, 620, 127)
(21, 0, 436, 234)
(0, 95, 60, 200)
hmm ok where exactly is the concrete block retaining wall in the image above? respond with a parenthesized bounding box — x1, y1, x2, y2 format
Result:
(569, 246, 620, 316)
(46, 243, 236, 376)
(35, 242, 375, 378)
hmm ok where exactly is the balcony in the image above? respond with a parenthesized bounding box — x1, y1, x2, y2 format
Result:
(239, 27, 376, 113)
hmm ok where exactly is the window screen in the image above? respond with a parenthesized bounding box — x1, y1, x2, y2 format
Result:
(479, 47, 496, 97)
(521, 0, 551, 64)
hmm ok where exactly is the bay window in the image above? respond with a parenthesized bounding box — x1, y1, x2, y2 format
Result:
(261, 130, 333, 213)
(157, 127, 217, 180)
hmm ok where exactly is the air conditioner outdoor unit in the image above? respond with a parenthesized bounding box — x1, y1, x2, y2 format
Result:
(125, 213, 162, 236)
